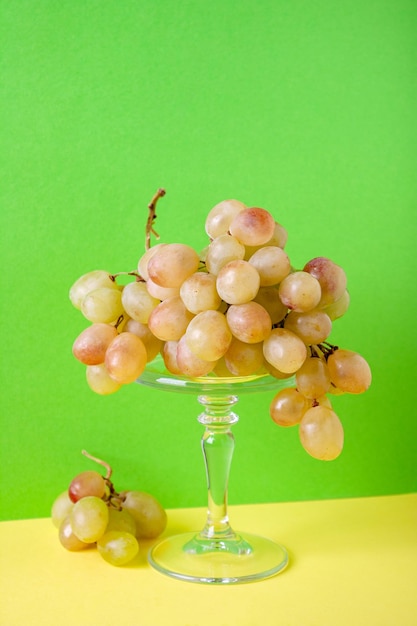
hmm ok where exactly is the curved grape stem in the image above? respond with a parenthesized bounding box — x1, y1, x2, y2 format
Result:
(110, 270, 143, 282)
(81, 450, 126, 510)
(81, 449, 113, 480)
(146, 188, 166, 250)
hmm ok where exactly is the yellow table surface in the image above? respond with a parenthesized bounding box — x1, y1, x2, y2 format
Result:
(1, 493, 416, 626)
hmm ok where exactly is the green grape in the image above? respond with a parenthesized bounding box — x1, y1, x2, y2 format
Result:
(59, 515, 91, 551)
(179, 272, 221, 314)
(105, 507, 137, 536)
(86, 363, 123, 395)
(97, 531, 139, 566)
(295, 356, 331, 399)
(284, 309, 332, 345)
(147, 243, 200, 288)
(204, 234, 245, 275)
(321, 289, 350, 320)
(121, 491, 167, 539)
(226, 301, 272, 344)
(299, 405, 344, 460)
(69, 270, 120, 310)
(270, 387, 310, 427)
(205, 199, 246, 239)
(121, 281, 160, 324)
(148, 296, 194, 341)
(224, 338, 264, 377)
(248, 245, 291, 286)
(124, 319, 163, 362)
(216, 260, 260, 305)
(327, 349, 372, 394)
(278, 271, 322, 313)
(104, 332, 147, 384)
(51, 491, 74, 528)
(70, 496, 109, 543)
(185, 310, 232, 361)
(81, 287, 124, 324)
(176, 335, 217, 377)
(263, 327, 307, 374)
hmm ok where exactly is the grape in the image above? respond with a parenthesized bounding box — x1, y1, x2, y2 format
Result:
(162, 340, 183, 375)
(121, 281, 160, 323)
(69, 270, 120, 310)
(124, 319, 163, 362)
(278, 271, 322, 313)
(263, 359, 294, 380)
(270, 388, 309, 427)
(299, 406, 344, 460)
(205, 234, 245, 275)
(97, 531, 139, 566)
(185, 310, 232, 361)
(147, 243, 200, 288)
(146, 276, 180, 300)
(68, 470, 106, 503)
(216, 260, 260, 304)
(70, 496, 109, 543)
(304, 257, 347, 306)
(226, 302, 272, 344)
(253, 286, 288, 324)
(205, 199, 246, 239)
(179, 271, 221, 314)
(263, 328, 307, 373)
(68, 191, 371, 463)
(248, 246, 291, 286)
(59, 516, 91, 551)
(321, 289, 350, 320)
(72, 323, 118, 365)
(148, 296, 194, 341)
(327, 349, 372, 394)
(137, 243, 166, 280)
(105, 507, 137, 536)
(224, 339, 264, 376)
(51, 491, 74, 528)
(229, 207, 276, 246)
(81, 287, 124, 324)
(284, 309, 332, 345)
(105, 332, 148, 384)
(295, 357, 331, 399)
(121, 491, 167, 539)
(176, 335, 217, 377)
(86, 363, 123, 395)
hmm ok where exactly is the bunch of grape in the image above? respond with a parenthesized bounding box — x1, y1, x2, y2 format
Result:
(70, 192, 371, 460)
(51, 451, 167, 566)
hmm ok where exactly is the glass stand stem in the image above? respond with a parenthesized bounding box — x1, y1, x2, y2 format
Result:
(183, 394, 251, 554)
(147, 392, 289, 584)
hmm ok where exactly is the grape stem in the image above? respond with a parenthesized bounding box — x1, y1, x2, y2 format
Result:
(146, 188, 166, 250)
(110, 270, 143, 282)
(81, 450, 126, 509)
(82, 449, 113, 480)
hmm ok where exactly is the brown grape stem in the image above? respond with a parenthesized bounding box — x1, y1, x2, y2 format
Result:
(146, 188, 166, 250)
(81, 450, 126, 510)
(81, 449, 113, 480)
(110, 270, 143, 282)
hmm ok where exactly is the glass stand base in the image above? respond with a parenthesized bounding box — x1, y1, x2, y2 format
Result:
(148, 531, 289, 584)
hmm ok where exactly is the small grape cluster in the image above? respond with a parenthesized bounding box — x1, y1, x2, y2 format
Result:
(51, 451, 167, 566)
(69, 191, 371, 461)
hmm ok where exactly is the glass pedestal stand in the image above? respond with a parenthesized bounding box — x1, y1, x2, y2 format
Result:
(138, 357, 292, 584)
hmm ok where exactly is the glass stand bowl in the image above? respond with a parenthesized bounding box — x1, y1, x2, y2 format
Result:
(137, 355, 293, 585)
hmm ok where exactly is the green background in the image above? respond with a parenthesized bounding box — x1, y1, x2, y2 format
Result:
(1, 0, 416, 521)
